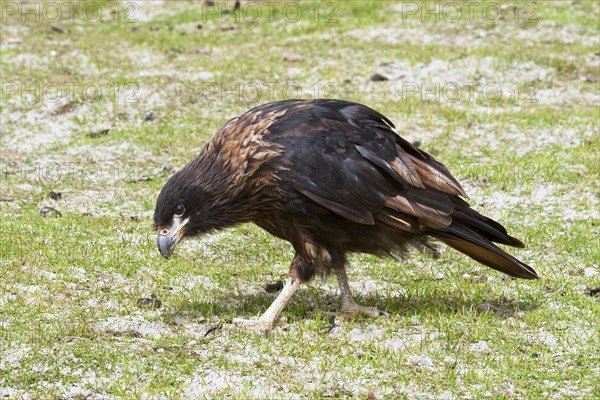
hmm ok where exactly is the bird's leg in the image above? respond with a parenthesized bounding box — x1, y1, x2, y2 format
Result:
(232, 277, 300, 333)
(334, 264, 387, 318)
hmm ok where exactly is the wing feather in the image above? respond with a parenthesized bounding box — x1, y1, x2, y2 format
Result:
(410, 156, 467, 198)
(390, 154, 425, 189)
(298, 188, 374, 225)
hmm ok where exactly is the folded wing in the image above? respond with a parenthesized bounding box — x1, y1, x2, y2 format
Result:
(267, 100, 537, 279)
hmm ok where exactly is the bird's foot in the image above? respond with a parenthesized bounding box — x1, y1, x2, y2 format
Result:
(228, 277, 300, 334)
(338, 303, 389, 319)
(230, 317, 286, 335)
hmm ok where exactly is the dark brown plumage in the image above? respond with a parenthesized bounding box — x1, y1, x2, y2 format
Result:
(154, 99, 537, 330)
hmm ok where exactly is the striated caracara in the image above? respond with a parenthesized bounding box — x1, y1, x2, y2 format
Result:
(154, 99, 537, 332)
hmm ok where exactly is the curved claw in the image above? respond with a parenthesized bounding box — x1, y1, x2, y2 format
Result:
(378, 308, 390, 318)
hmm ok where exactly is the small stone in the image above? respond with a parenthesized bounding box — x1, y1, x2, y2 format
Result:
(87, 128, 109, 138)
(583, 267, 598, 277)
(137, 297, 162, 310)
(370, 73, 389, 82)
(52, 102, 77, 116)
(40, 206, 61, 217)
(538, 331, 558, 348)
(408, 354, 434, 369)
(470, 340, 491, 354)
(49, 190, 62, 200)
(144, 112, 156, 122)
(51, 26, 68, 34)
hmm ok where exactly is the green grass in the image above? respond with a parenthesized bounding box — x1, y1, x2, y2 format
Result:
(1, 1, 599, 398)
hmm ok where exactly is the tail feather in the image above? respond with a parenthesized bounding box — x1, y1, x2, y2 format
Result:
(452, 202, 524, 247)
(438, 224, 538, 279)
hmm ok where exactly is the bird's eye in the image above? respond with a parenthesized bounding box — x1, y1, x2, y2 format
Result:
(174, 204, 185, 216)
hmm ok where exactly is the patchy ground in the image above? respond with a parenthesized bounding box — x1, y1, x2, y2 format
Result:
(1, 1, 599, 399)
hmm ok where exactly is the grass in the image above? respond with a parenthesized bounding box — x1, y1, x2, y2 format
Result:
(1, 0, 599, 398)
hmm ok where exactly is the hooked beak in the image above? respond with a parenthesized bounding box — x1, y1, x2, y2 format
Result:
(157, 217, 189, 258)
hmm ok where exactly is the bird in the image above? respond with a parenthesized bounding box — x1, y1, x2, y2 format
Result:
(153, 99, 537, 332)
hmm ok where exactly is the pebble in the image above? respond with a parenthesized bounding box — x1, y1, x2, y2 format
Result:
(407, 354, 434, 369)
(144, 112, 156, 122)
(87, 128, 110, 138)
(40, 205, 61, 217)
(137, 297, 162, 310)
(469, 340, 491, 354)
(370, 73, 389, 82)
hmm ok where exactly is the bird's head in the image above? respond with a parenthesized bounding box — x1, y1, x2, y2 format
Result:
(153, 169, 210, 258)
